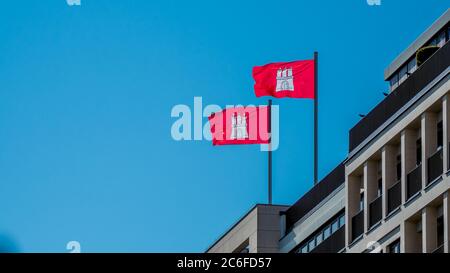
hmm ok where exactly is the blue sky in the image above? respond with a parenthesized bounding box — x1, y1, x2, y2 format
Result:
(0, 0, 448, 252)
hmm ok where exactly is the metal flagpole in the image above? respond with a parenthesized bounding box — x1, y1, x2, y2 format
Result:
(268, 99, 273, 204)
(314, 52, 319, 185)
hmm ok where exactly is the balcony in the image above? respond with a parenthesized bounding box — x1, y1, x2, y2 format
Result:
(369, 196, 382, 228)
(387, 180, 402, 214)
(352, 210, 364, 241)
(427, 148, 443, 185)
(407, 164, 422, 200)
(349, 40, 450, 152)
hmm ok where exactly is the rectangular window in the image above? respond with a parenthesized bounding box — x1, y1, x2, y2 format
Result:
(437, 31, 446, 47)
(308, 239, 316, 251)
(359, 192, 365, 211)
(408, 58, 417, 75)
(300, 245, 308, 253)
(416, 138, 422, 166)
(388, 240, 401, 253)
(323, 226, 331, 240)
(331, 219, 339, 233)
(428, 37, 437, 46)
(377, 178, 383, 197)
(399, 65, 408, 85)
(437, 216, 444, 247)
(239, 245, 250, 253)
(437, 121, 443, 149)
(396, 155, 401, 181)
(339, 214, 345, 227)
(390, 74, 399, 91)
(316, 233, 323, 246)
(447, 26, 450, 42)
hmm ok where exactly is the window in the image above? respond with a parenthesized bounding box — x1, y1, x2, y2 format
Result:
(437, 216, 444, 247)
(308, 239, 316, 250)
(235, 241, 250, 253)
(331, 219, 339, 233)
(437, 121, 443, 149)
(428, 37, 437, 46)
(388, 240, 401, 253)
(437, 31, 446, 47)
(316, 233, 323, 246)
(447, 26, 450, 42)
(416, 138, 422, 166)
(294, 212, 345, 254)
(323, 226, 331, 240)
(399, 65, 408, 85)
(239, 245, 250, 253)
(396, 155, 401, 181)
(339, 214, 345, 227)
(377, 178, 383, 197)
(407, 58, 417, 75)
(359, 192, 365, 211)
(390, 74, 399, 91)
(300, 245, 308, 253)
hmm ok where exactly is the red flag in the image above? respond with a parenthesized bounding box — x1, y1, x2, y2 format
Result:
(208, 106, 270, 146)
(253, 60, 315, 99)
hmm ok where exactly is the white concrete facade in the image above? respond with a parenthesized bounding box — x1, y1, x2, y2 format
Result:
(345, 69, 450, 253)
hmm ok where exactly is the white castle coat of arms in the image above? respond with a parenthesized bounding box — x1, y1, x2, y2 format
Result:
(230, 114, 248, 140)
(276, 68, 294, 92)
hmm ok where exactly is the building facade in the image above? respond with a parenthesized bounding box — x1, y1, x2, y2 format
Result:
(207, 9, 450, 254)
(345, 9, 450, 254)
(206, 204, 288, 253)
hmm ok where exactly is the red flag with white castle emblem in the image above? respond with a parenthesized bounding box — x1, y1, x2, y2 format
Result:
(208, 106, 270, 146)
(253, 60, 315, 99)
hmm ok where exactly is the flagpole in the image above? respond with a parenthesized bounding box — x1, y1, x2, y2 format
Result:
(268, 99, 273, 204)
(314, 52, 319, 185)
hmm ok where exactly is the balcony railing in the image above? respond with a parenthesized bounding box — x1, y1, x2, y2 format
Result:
(387, 180, 401, 214)
(352, 210, 364, 241)
(427, 148, 443, 185)
(369, 195, 382, 227)
(407, 164, 422, 200)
